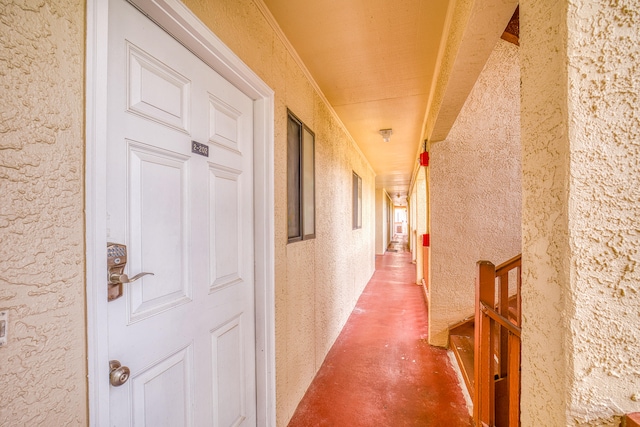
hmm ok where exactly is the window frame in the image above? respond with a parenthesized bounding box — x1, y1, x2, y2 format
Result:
(287, 110, 316, 243)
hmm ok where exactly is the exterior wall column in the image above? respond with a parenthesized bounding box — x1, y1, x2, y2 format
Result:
(521, 0, 640, 424)
(415, 170, 427, 284)
(375, 189, 386, 255)
(410, 185, 419, 263)
(423, 158, 430, 290)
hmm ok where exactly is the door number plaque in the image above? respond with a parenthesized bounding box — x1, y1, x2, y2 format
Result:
(192, 141, 209, 157)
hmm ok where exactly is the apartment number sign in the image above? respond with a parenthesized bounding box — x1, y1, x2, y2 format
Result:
(191, 140, 209, 157)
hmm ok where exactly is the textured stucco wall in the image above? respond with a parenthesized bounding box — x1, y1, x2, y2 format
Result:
(520, 0, 569, 423)
(429, 40, 521, 347)
(0, 0, 87, 424)
(521, 0, 640, 424)
(182, 1, 376, 425)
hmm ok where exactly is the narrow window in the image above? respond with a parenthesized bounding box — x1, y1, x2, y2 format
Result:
(287, 111, 315, 242)
(352, 171, 362, 230)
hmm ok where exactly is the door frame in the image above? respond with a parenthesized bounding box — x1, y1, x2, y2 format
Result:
(85, 0, 276, 424)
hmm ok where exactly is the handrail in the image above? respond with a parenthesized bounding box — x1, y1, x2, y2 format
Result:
(625, 413, 640, 427)
(480, 302, 521, 337)
(495, 254, 521, 276)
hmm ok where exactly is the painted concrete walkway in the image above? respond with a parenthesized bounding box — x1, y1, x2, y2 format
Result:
(287, 247, 473, 426)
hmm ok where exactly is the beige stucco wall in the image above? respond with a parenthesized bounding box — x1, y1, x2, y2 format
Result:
(0, 0, 87, 424)
(429, 39, 521, 347)
(521, 0, 640, 424)
(182, 1, 376, 425)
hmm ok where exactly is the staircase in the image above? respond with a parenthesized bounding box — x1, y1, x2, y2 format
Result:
(449, 255, 522, 427)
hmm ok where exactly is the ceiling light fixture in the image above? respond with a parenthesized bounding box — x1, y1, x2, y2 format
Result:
(378, 128, 393, 143)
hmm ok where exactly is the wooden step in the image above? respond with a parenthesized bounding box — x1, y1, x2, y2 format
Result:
(449, 316, 474, 337)
(449, 317, 475, 396)
(450, 332, 475, 396)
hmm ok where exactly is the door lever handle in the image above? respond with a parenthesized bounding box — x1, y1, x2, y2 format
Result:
(109, 271, 154, 285)
(107, 242, 154, 301)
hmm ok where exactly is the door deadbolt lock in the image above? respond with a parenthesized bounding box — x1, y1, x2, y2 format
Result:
(107, 243, 154, 301)
(109, 360, 130, 387)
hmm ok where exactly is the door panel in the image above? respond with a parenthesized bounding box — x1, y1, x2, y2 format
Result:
(127, 42, 191, 132)
(210, 165, 242, 290)
(107, 0, 256, 425)
(211, 316, 246, 427)
(209, 96, 242, 153)
(131, 346, 194, 427)
(127, 141, 191, 322)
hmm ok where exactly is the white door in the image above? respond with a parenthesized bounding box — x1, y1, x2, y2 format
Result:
(106, 0, 256, 425)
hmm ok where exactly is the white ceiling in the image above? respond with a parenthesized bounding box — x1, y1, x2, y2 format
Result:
(262, 0, 517, 206)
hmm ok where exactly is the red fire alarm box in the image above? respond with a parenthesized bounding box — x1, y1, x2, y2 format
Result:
(422, 233, 430, 247)
(420, 151, 429, 167)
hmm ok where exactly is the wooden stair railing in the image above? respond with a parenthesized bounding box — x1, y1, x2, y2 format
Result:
(626, 413, 640, 427)
(474, 255, 522, 427)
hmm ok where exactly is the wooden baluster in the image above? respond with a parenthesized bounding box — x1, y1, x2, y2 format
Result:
(498, 271, 509, 379)
(496, 271, 510, 425)
(516, 265, 522, 327)
(475, 261, 496, 425)
(508, 332, 521, 426)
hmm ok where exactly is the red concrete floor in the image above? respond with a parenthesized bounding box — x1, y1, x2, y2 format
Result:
(287, 248, 473, 427)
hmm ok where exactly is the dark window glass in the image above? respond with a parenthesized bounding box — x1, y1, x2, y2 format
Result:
(353, 172, 362, 229)
(287, 111, 315, 243)
(287, 116, 301, 241)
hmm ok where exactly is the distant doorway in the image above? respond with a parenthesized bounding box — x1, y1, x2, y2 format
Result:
(394, 205, 408, 235)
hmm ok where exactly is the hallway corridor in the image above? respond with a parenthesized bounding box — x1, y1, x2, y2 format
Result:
(287, 246, 473, 426)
